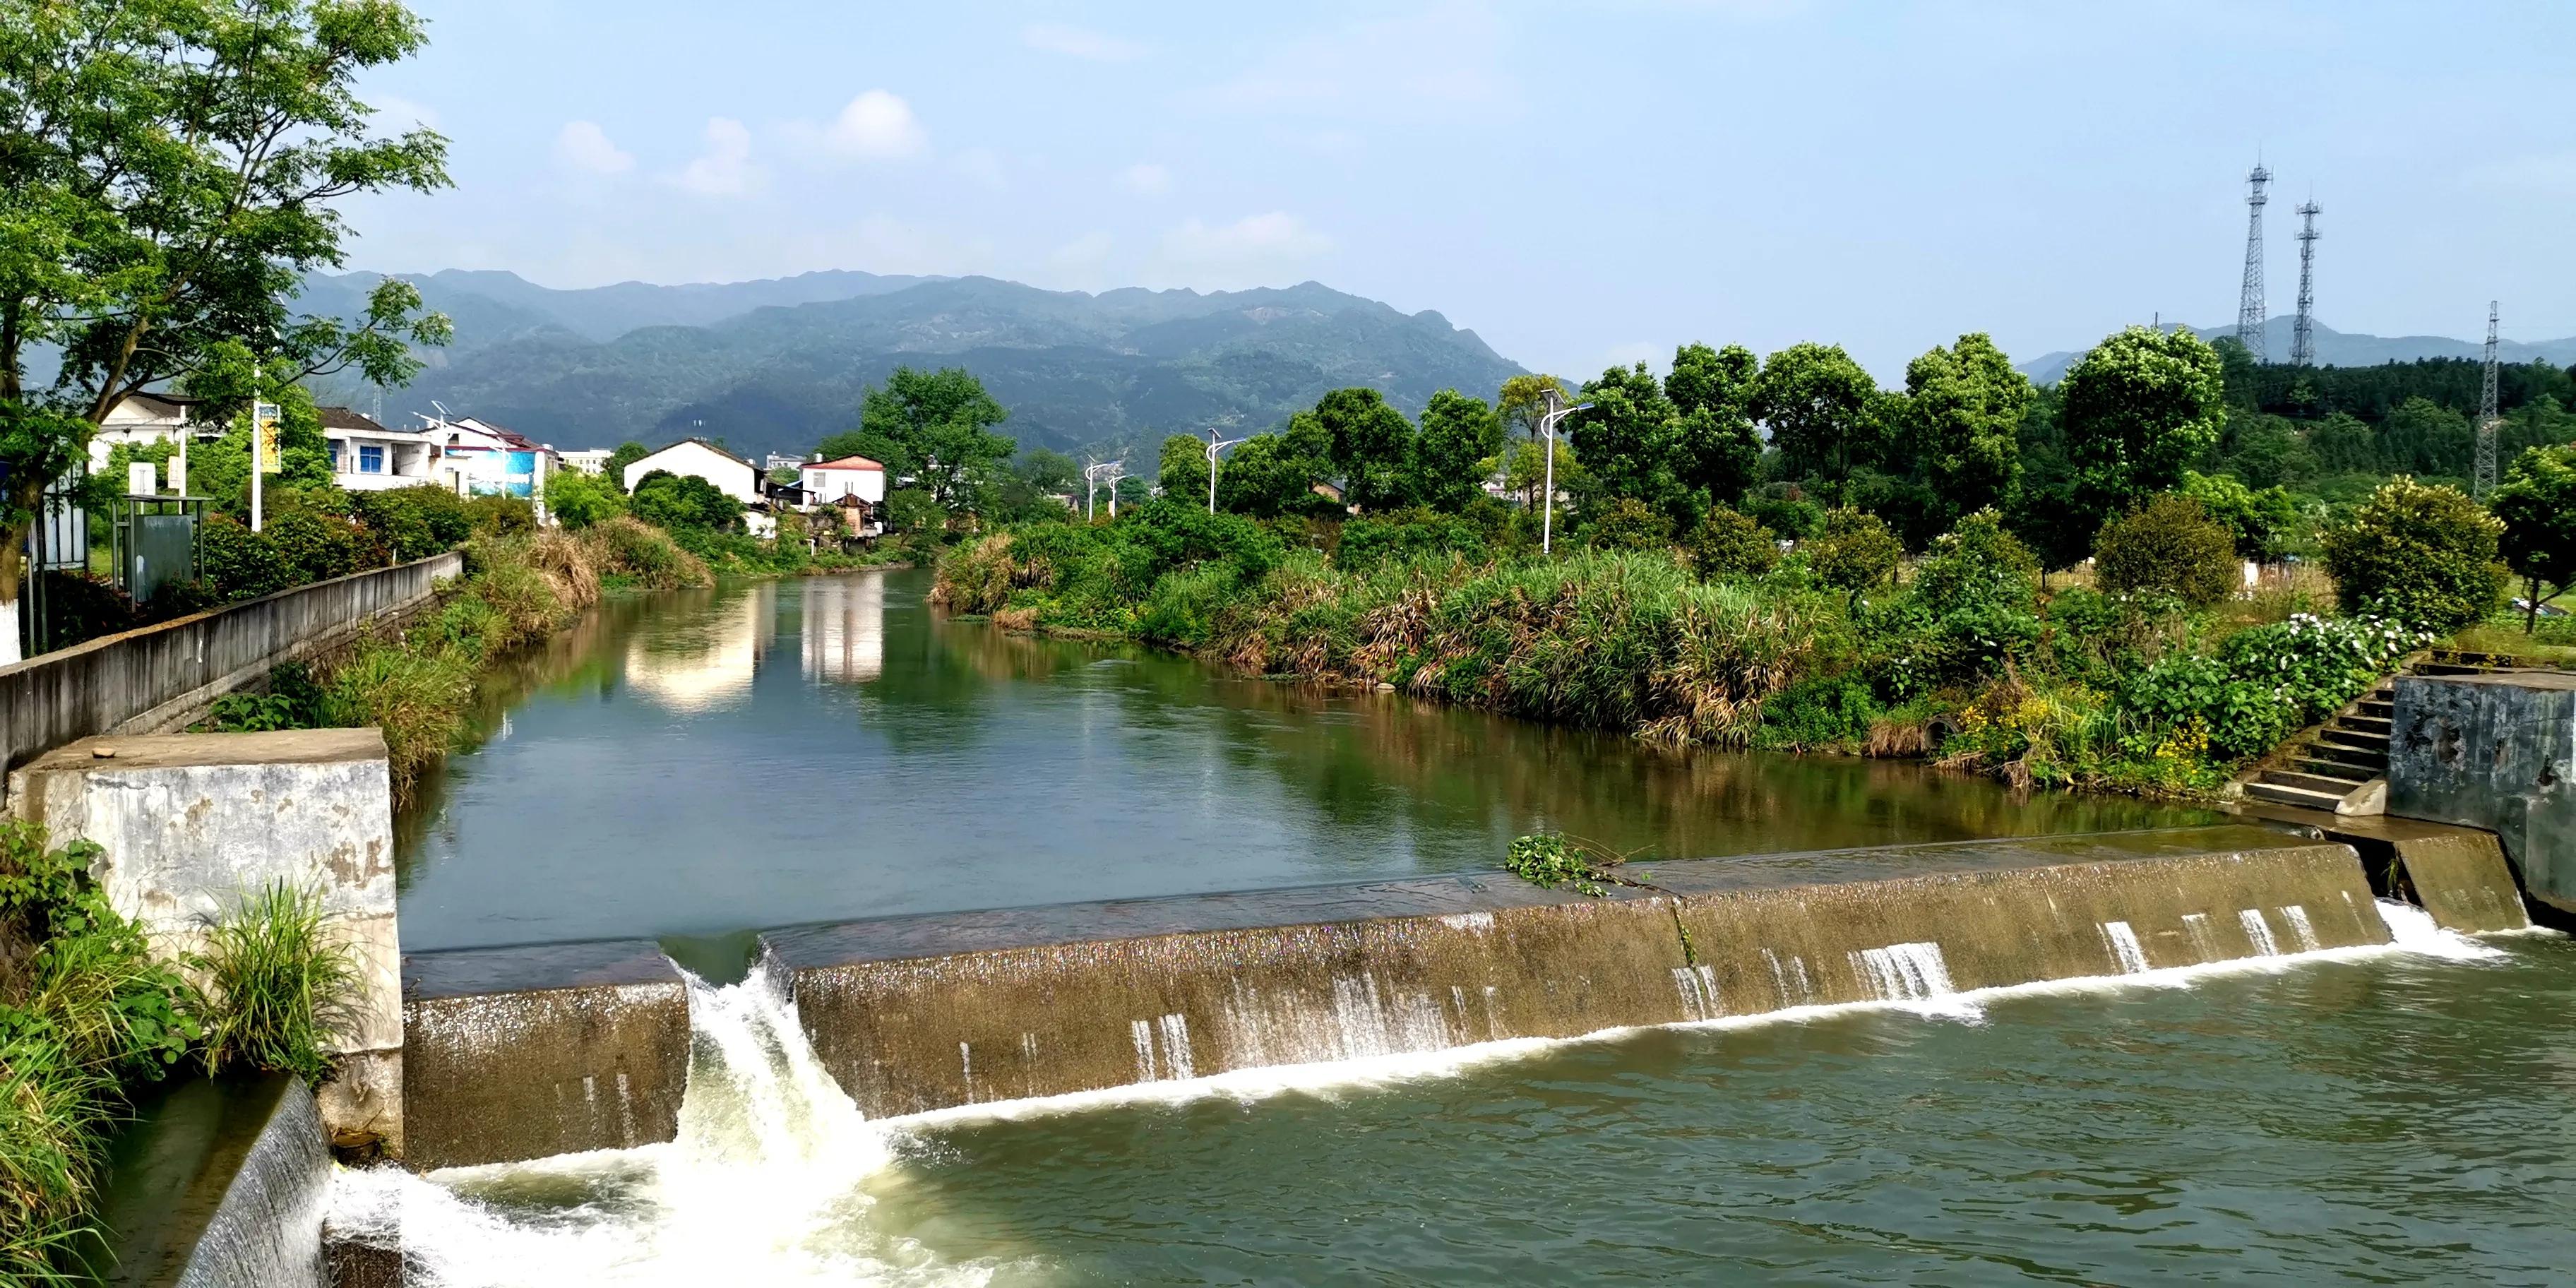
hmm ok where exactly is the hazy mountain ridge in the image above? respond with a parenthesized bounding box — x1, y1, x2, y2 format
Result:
(2018, 316, 2576, 385)
(304, 270, 1522, 458)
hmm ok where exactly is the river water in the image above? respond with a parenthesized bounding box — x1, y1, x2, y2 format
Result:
(396, 570, 2210, 951)
(365, 571, 2576, 1284)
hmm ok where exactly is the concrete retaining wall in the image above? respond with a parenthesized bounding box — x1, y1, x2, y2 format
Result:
(2390, 672, 2576, 916)
(11, 730, 406, 1154)
(83, 1075, 331, 1288)
(0, 550, 462, 783)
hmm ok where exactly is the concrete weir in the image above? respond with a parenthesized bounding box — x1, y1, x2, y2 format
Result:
(400, 938, 691, 1171)
(763, 825, 2383, 1120)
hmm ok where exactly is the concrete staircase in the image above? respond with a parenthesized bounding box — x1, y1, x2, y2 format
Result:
(2238, 650, 2531, 813)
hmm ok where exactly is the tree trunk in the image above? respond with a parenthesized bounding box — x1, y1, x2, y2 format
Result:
(0, 515, 25, 667)
(2530, 576, 2543, 635)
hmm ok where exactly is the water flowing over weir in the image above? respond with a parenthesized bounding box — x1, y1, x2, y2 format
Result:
(757, 826, 2392, 1119)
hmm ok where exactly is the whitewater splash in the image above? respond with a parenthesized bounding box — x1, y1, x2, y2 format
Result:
(333, 964, 994, 1287)
(339, 900, 2522, 1282)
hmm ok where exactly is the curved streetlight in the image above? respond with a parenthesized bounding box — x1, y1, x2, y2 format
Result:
(1535, 392, 1593, 554)
(1204, 430, 1250, 514)
(1084, 459, 1128, 520)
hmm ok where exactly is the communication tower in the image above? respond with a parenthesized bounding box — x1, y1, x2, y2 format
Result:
(2236, 163, 2271, 362)
(2291, 201, 2321, 367)
(2474, 302, 2502, 496)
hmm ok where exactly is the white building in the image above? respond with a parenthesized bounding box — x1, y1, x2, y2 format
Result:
(625, 438, 760, 504)
(799, 455, 887, 508)
(432, 416, 553, 499)
(557, 448, 614, 475)
(88, 393, 204, 472)
(322, 407, 445, 491)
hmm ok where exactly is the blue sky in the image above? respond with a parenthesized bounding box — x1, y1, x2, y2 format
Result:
(347, 1, 2576, 378)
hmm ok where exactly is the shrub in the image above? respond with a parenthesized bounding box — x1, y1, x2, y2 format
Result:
(2490, 443, 2576, 632)
(190, 883, 360, 1084)
(2118, 613, 2433, 759)
(263, 508, 386, 585)
(1337, 511, 1492, 568)
(1681, 506, 1779, 580)
(1755, 674, 1880, 750)
(2320, 477, 2505, 632)
(575, 517, 713, 590)
(463, 493, 537, 537)
(627, 472, 739, 532)
(1806, 507, 1902, 604)
(1914, 509, 2037, 612)
(1744, 487, 1824, 542)
(348, 484, 472, 561)
(321, 640, 475, 797)
(196, 514, 289, 600)
(542, 470, 627, 530)
(1581, 498, 1671, 551)
(2094, 494, 2238, 607)
(2180, 470, 2303, 559)
(885, 487, 943, 534)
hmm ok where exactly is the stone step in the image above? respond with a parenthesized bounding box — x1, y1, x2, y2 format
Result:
(2412, 662, 2492, 676)
(2260, 769, 2366, 797)
(2337, 715, 2393, 736)
(2245, 780, 2349, 810)
(2301, 741, 2388, 770)
(2356, 699, 2392, 719)
(2317, 727, 2390, 752)
(2290, 757, 2376, 784)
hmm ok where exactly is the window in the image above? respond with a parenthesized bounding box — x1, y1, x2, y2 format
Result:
(359, 444, 385, 474)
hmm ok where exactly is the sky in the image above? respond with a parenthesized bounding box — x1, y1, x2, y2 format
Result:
(346, 0, 2576, 379)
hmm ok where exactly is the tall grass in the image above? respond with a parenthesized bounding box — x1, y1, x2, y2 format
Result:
(191, 883, 362, 1085)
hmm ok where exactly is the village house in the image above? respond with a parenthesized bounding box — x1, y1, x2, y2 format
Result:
(624, 438, 760, 504)
(322, 407, 445, 491)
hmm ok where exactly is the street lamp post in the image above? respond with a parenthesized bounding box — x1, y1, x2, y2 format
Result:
(1084, 460, 1126, 520)
(1203, 430, 1248, 514)
(1535, 393, 1594, 555)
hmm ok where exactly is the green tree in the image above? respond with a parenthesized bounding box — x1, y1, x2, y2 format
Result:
(1806, 506, 1902, 607)
(2093, 495, 2239, 607)
(1497, 374, 1569, 445)
(1582, 497, 1670, 551)
(1, 0, 452, 660)
(1409, 390, 1503, 512)
(2321, 477, 2505, 633)
(2056, 326, 2226, 533)
(2491, 444, 2576, 632)
(2217, 412, 2317, 489)
(629, 470, 744, 532)
(2308, 412, 2377, 475)
(1216, 419, 1331, 518)
(602, 441, 652, 491)
(2179, 470, 2302, 559)
(1158, 434, 1210, 506)
(2378, 396, 2474, 477)
(1903, 333, 2032, 523)
(1013, 447, 1081, 496)
(1666, 342, 1763, 508)
(544, 470, 626, 530)
(856, 366, 1012, 513)
(1570, 362, 1680, 513)
(1311, 387, 1415, 511)
(1752, 342, 1880, 499)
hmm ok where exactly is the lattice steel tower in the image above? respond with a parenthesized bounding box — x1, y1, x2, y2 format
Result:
(2291, 201, 2321, 367)
(2475, 301, 2502, 496)
(2236, 163, 2271, 362)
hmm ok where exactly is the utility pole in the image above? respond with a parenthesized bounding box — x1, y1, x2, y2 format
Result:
(1203, 429, 1248, 515)
(2236, 162, 2271, 362)
(2291, 200, 2321, 368)
(2476, 301, 2502, 497)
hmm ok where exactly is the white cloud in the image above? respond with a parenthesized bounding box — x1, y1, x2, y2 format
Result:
(1021, 22, 1146, 61)
(554, 121, 634, 175)
(821, 90, 928, 160)
(673, 117, 761, 198)
(950, 148, 1007, 191)
(1153, 213, 1335, 289)
(1119, 162, 1172, 196)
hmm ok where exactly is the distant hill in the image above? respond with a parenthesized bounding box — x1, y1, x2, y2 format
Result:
(303, 270, 1526, 460)
(2017, 316, 2576, 386)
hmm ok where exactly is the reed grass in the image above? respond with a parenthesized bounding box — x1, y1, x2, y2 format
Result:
(190, 883, 362, 1085)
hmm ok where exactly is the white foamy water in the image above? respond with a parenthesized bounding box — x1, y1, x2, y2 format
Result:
(2238, 908, 2281, 956)
(2099, 921, 2151, 974)
(333, 964, 998, 1287)
(2281, 905, 2320, 952)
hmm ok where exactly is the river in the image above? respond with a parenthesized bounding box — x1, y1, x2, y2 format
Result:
(360, 570, 2576, 1284)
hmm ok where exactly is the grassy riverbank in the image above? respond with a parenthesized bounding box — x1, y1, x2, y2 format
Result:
(936, 501, 2433, 799)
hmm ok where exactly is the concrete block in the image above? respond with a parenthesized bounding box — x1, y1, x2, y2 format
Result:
(10, 729, 405, 1155)
(2389, 672, 2576, 916)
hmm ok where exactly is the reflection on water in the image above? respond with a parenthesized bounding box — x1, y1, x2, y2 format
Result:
(624, 583, 775, 713)
(396, 570, 2215, 951)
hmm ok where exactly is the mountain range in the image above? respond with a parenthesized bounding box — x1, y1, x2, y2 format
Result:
(2016, 315, 2576, 386)
(301, 270, 1526, 461)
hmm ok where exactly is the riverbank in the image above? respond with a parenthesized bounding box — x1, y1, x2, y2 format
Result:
(934, 502, 2433, 801)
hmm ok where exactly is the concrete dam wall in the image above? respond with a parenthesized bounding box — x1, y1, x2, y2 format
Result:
(405, 824, 2403, 1166)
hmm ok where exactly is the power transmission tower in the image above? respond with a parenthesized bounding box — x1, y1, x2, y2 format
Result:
(2236, 162, 2271, 362)
(2291, 201, 2321, 367)
(2475, 301, 2502, 496)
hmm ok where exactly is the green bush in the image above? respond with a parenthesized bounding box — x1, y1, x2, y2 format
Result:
(1806, 507, 1902, 604)
(463, 493, 537, 537)
(1581, 497, 1671, 551)
(2321, 477, 2505, 632)
(576, 517, 713, 590)
(263, 508, 386, 584)
(2118, 613, 2433, 758)
(196, 514, 289, 600)
(627, 472, 740, 532)
(190, 883, 361, 1084)
(1681, 506, 1779, 580)
(348, 484, 471, 561)
(1755, 674, 1880, 750)
(1337, 511, 1492, 568)
(543, 470, 628, 530)
(2094, 494, 2238, 607)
